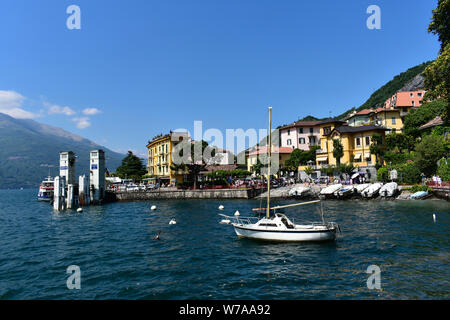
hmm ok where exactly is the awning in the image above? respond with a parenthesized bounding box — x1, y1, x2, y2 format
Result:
(364, 152, 371, 158)
(316, 156, 328, 162)
(354, 153, 362, 160)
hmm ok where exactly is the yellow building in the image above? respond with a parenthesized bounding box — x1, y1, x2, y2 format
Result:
(315, 121, 388, 168)
(316, 119, 345, 167)
(347, 107, 403, 133)
(369, 108, 403, 133)
(146, 132, 189, 184)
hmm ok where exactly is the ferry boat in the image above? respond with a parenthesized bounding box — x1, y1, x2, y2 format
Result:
(37, 176, 54, 201)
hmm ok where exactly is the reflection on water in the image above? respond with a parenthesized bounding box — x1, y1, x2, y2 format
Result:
(0, 189, 448, 299)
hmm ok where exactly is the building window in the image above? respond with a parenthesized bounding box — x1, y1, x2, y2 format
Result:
(410, 93, 414, 97)
(411, 101, 415, 106)
(365, 136, 370, 146)
(356, 137, 361, 147)
(288, 129, 290, 135)
(309, 137, 316, 144)
(299, 128, 303, 134)
(287, 139, 292, 145)
(392, 117, 396, 125)
(299, 138, 305, 144)
(309, 128, 314, 134)
(418, 92, 422, 97)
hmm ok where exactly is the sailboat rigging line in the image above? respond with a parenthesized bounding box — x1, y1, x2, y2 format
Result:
(270, 200, 321, 210)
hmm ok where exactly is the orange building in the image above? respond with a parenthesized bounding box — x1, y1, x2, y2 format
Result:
(384, 90, 426, 117)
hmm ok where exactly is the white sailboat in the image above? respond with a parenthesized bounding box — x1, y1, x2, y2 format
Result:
(220, 107, 340, 242)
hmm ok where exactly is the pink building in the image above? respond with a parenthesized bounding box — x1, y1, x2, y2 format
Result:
(384, 90, 425, 116)
(280, 121, 321, 151)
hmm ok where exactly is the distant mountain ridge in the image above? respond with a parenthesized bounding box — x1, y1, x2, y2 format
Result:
(0, 113, 125, 189)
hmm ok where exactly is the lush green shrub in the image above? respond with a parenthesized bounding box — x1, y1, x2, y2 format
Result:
(395, 162, 421, 184)
(377, 167, 388, 182)
(410, 184, 431, 193)
(437, 158, 450, 181)
(384, 151, 413, 165)
(414, 135, 446, 177)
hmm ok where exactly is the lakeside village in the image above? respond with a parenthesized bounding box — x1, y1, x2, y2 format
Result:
(39, 88, 449, 210)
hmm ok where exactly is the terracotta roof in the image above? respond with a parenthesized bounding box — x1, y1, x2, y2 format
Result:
(249, 146, 293, 155)
(419, 116, 444, 130)
(355, 109, 374, 115)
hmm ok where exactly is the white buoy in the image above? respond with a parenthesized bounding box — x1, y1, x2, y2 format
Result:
(151, 205, 157, 210)
(433, 214, 436, 223)
(218, 205, 224, 210)
(219, 219, 231, 225)
(76, 207, 83, 213)
(169, 219, 177, 225)
(234, 210, 240, 216)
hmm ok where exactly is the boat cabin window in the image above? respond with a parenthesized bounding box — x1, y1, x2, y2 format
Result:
(259, 223, 278, 227)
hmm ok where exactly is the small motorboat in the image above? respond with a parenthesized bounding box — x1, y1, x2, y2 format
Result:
(379, 182, 398, 197)
(410, 191, 429, 200)
(320, 184, 342, 198)
(354, 183, 370, 194)
(362, 183, 383, 198)
(335, 185, 355, 199)
(288, 186, 311, 197)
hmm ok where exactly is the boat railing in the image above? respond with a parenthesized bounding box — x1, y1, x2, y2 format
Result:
(234, 216, 260, 225)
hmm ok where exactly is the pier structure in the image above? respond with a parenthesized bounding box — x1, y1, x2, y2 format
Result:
(53, 176, 66, 211)
(50, 149, 108, 210)
(89, 149, 105, 204)
(79, 175, 90, 206)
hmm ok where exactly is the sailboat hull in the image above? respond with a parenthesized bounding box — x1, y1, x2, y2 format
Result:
(233, 225, 337, 242)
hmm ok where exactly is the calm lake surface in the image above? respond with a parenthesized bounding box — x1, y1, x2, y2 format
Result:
(0, 189, 448, 299)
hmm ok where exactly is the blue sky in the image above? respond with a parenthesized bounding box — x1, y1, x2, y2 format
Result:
(0, 0, 440, 157)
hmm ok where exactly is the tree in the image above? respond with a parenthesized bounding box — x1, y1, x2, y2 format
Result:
(116, 151, 147, 181)
(385, 132, 415, 153)
(403, 100, 448, 137)
(414, 135, 446, 176)
(170, 140, 216, 189)
(251, 158, 264, 176)
(437, 158, 450, 181)
(423, 44, 450, 113)
(369, 133, 385, 166)
(428, 0, 450, 52)
(424, 0, 450, 121)
(332, 139, 344, 166)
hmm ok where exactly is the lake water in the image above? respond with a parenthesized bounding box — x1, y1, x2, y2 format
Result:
(0, 189, 448, 299)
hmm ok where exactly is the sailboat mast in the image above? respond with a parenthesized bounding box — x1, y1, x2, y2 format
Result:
(266, 106, 272, 218)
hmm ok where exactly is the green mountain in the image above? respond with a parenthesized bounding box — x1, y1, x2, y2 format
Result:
(336, 61, 431, 120)
(0, 113, 125, 189)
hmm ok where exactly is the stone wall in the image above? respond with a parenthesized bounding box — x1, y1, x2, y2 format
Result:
(114, 188, 263, 201)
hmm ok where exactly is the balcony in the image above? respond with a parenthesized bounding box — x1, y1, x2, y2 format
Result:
(315, 149, 328, 155)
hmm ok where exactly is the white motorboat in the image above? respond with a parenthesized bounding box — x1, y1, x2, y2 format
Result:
(361, 183, 383, 198)
(219, 107, 340, 242)
(379, 182, 398, 197)
(288, 186, 310, 197)
(335, 185, 355, 198)
(354, 183, 370, 194)
(320, 184, 342, 197)
(37, 176, 54, 201)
